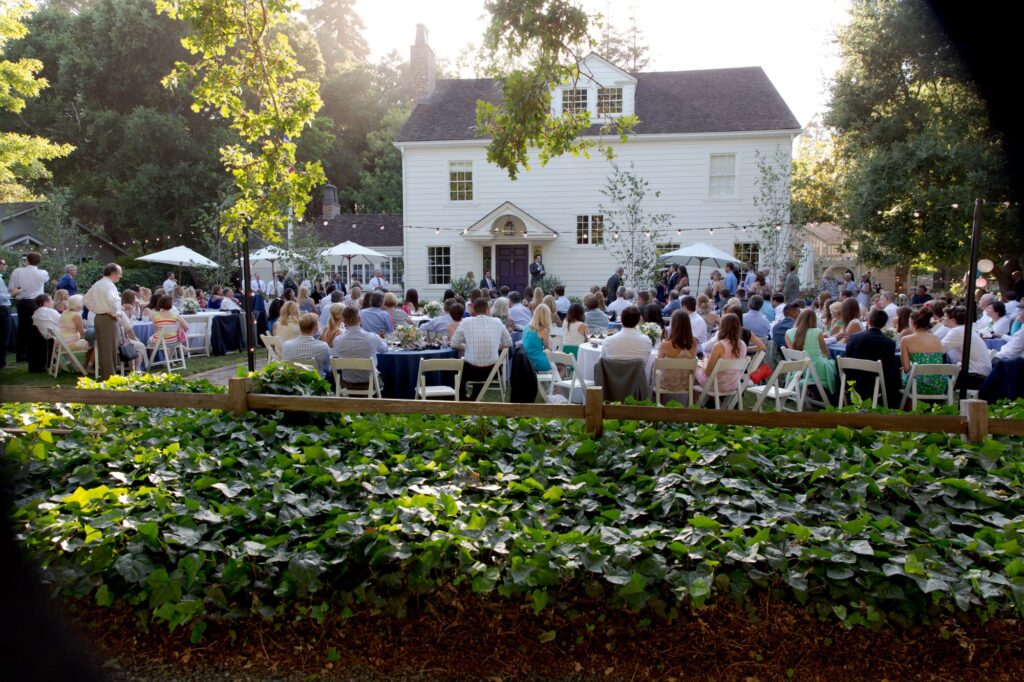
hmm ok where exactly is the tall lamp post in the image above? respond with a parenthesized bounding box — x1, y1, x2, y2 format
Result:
(958, 199, 985, 400)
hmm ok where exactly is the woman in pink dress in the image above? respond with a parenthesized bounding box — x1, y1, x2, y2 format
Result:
(696, 313, 747, 393)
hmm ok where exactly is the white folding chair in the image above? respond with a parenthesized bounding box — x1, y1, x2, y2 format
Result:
(465, 347, 508, 402)
(41, 323, 89, 377)
(147, 334, 187, 373)
(330, 357, 383, 398)
(746, 358, 810, 412)
(738, 350, 766, 394)
(782, 347, 832, 407)
(415, 358, 463, 400)
(549, 335, 564, 352)
(181, 314, 210, 357)
(837, 357, 887, 408)
(653, 356, 697, 406)
(693, 357, 751, 409)
(545, 349, 594, 403)
(261, 334, 284, 362)
(899, 363, 958, 410)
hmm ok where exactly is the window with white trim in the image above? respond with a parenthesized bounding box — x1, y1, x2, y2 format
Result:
(734, 242, 760, 270)
(709, 153, 737, 197)
(427, 246, 451, 285)
(597, 87, 623, 115)
(448, 161, 473, 201)
(656, 243, 680, 256)
(562, 88, 588, 114)
(576, 215, 604, 245)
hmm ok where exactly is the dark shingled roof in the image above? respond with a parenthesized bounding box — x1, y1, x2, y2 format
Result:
(396, 67, 800, 142)
(319, 213, 404, 248)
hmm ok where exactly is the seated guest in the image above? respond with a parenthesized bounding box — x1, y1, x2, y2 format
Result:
(148, 295, 189, 349)
(663, 290, 681, 315)
(219, 288, 242, 311)
(833, 297, 863, 342)
(984, 300, 1011, 337)
(940, 306, 992, 390)
(331, 306, 388, 389)
(770, 292, 786, 326)
(450, 298, 513, 400)
(554, 285, 570, 316)
(121, 289, 142, 320)
(785, 308, 837, 397)
(742, 295, 771, 341)
(996, 306, 1024, 360)
(561, 303, 589, 357)
(827, 301, 845, 337)
(542, 295, 560, 325)
(402, 288, 420, 315)
(447, 302, 465, 339)
(421, 298, 455, 334)
(642, 303, 665, 336)
(207, 285, 223, 310)
(894, 306, 913, 338)
(273, 301, 302, 342)
(345, 285, 362, 308)
(489, 297, 514, 331)
(319, 290, 345, 330)
(384, 292, 408, 326)
(36, 293, 64, 331)
(876, 291, 898, 326)
(583, 294, 610, 332)
(901, 308, 947, 396)
(606, 287, 632, 318)
(704, 303, 766, 355)
(114, 307, 147, 372)
(297, 286, 318, 314)
(282, 313, 330, 376)
(321, 303, 345, 347)
(658, 310, 697, 397)
(909, 285, 933, 306)
(522, 304, 554, 372)
(696, 313, 746, 392)
(845, 309, 901, 405)
(696, 294, 719, 329)
(772, 304, 800, 355)
(1004, 291, 1019, 319)
(361, 291, 395, 335)
(53, 289, 69, 314)
(602, 306, 653, 361)
(508, 291, 533, 329)
(681, 295, 708, 345)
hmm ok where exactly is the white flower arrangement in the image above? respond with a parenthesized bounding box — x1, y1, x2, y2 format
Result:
(181, 297, 200, 314)
(881, 326, 898, 340)
(394, 324, 421, 348)
(423, 300, 443, 318)
(639, 322, 662, 345)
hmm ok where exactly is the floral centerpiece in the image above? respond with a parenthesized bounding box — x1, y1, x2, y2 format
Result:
(180, 297, 200, 314)
(394, 324, 421, 349)
(639, 322, 662, 345)
(423, 300, 443, 318)
(881, 326, 898, 341)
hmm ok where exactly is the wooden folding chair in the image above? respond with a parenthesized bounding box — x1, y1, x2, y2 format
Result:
(653, 357, 697, 406)
(415, 358, 463, 400)
(330, 357, 383, 398)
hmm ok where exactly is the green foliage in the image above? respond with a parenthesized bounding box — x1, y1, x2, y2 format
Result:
(0, 0, 73, 201)
(32, 186, 85, 264)
(825, 0, 1021, 278)
(477, 0, 638, 179)
(4, 397, 1024, 633)
(76, 372, 223, 394)
(600, 161, 671, 289)
(347, 104, 409, 213)
(157, 0, 326, 244)
(303, 0, 367, 69)
(449, 276, 475, 301)
(249, 361, 331, 396)
(534, 275, 564, 295)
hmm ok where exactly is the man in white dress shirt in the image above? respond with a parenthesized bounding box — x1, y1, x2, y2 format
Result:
(366, 270, 389, 291)
(162, 272, 177, 294)
(83, 263, 122, 379)
(680, 296, 708, 345)
(602, 306, 653, 361)
(250, 274, 268, 295)
(451, 298, 512, 399)
(8, 251, 49, 370)
(940, 306, 992, 390)
(995, 307, 1024, 360)
(877, 291, 898, 327)
(606, 287, 633, 318)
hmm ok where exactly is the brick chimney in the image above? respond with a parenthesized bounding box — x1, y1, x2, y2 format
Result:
(410, 24, 436, 105)
(322, 183, 340, 220)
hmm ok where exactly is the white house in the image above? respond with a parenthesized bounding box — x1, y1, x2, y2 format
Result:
(395, 25, 801, 298)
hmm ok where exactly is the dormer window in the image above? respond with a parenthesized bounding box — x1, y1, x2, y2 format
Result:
(562, 88, 588, 114)
(597, 87, 623, 115)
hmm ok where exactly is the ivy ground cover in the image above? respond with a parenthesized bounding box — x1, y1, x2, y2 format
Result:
(2, 382, 1024, 640)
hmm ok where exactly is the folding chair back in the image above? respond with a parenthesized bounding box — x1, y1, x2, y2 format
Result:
(746, 358, 810, 412)
(545, 349, 593, 403)
(41, 322, 89, 377)
(148, 334, 187, 373)
(782, 347, 831, 407)
(261, 334, 284, 361)
(837, 356, 887, 408)
(695, 357, 750, 409)
(415, 358, 463, 400)
(653, 356, 697, 406)
(181, 314, 210, 357)
(330, 357, 382, 398)
(900, 363, 958, 409)
(465, 347, 509, 402)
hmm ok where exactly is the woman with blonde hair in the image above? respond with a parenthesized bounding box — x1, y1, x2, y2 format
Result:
(522, 304, 553, 372)
(826, 301, 844, 337)
(542, 294, 560, 325)
(384, 291, 408, 326)
(320, 303, 345, 347)
(297, 285, 317, 314)
(490, 297, 514, 331)
(530, 287, 544, 310)
(53, 289, 69, 313)
(59, 295, 92, 353)
(274, 300, 302, 341)
(696, 293, 720, 328)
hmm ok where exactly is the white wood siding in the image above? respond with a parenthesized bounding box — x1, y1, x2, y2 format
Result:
(400, 134, 793, 299)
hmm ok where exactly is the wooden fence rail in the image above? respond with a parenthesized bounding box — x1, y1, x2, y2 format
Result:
(2, 382, 1023, 445)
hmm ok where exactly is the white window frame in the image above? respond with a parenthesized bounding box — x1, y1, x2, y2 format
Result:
(575, 214, 604, 245)
(448, 161, 473, 202)
(427, 246, 451, 285)
(562, 87, 588, 115)
(597, 87, 623, 115)
(655, 243, 680, 257)
(734, 242, 760, 270)
(709, 153, 737, 198)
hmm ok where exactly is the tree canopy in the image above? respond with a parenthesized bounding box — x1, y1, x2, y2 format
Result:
(824, 0, 1020, 282)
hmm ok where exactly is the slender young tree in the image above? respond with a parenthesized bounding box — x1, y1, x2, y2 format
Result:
(600, 162, 671, 290)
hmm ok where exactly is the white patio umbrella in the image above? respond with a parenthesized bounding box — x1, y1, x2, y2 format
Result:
(137, 245, 219, 283)
(250, 245, 297, 295)
(658, 242, 742, 291)
(321, 240, 388, 285)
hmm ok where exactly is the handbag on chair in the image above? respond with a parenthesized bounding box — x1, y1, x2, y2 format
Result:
(119, 339, 138, 362)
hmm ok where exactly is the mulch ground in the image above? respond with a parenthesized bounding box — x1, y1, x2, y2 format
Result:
(64, 592, 1024, 681)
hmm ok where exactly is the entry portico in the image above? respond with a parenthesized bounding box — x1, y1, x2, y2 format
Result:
(462, 201, 558, 292)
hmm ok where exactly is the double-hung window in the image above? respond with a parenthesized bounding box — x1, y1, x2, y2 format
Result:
(734, 242, 760, 270)
(597, 87, 623, 115)
(709, 153, 737, 197)
(562, 88, 588, 114)
(427, 247, 451, 285)
(449, 161, 473, 201)
(576, 215, 604, 245)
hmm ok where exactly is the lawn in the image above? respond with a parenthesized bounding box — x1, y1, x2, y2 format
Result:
(1, 350, 261, 387)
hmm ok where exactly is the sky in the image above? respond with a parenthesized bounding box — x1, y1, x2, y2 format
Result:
(354, 0, 852, 128)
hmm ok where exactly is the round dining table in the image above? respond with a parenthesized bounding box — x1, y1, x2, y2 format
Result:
(375, 346, 458, 400)
(576, 338, 658, 384)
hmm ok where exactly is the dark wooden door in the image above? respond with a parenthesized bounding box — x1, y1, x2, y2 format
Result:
(496, 245, 528, 293)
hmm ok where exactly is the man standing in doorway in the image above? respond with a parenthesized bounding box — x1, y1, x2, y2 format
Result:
(529, 254, 545, 288)
(83, 263, 122, 380)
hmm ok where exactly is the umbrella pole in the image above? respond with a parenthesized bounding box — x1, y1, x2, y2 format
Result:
(696, 259, 704, 296)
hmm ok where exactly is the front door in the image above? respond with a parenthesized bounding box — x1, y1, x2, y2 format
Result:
(496, 245, 528, 294)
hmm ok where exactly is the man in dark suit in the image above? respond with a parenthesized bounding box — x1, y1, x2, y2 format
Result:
(844, 309, 901, 406)
(606, 267, 624, 295)
(479, 270, 496, 290)
(529, 255, 545, 287)
(666, 264, 680, 292)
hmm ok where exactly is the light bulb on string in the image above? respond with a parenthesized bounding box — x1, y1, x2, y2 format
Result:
(676, 229, 682, 235)
(709, 228, 714, 236)
(434, 227, 440, 235)
(913, 211, 920, 218)
(952, 203, 959, 209)
(351, 223, 357, 229)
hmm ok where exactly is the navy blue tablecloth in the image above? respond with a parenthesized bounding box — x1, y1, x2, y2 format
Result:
(979, 357, 1024, 402)
(376, 347, 457, 399)
(210, 314, 243, 355)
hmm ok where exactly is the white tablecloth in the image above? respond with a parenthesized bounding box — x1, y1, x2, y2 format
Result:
(576, 340, 658, 384)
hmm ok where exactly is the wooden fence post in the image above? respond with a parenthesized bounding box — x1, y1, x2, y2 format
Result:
(228, 377, 251, 416)
(585, 387, 604, 437)
(961, 399, 988, 444)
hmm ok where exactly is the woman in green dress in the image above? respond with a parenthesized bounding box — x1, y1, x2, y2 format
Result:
(900, 307, 947, 395)
(785, 308, 838, 396)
